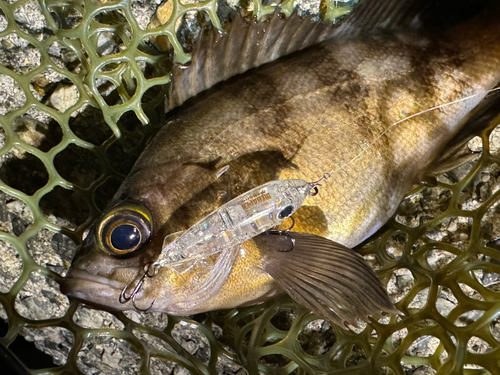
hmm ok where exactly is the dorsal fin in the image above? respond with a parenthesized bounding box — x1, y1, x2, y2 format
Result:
(167, 12, 339, 109)
(167, 0, 497, 110)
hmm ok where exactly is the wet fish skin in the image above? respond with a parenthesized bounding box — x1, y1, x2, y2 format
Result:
(62, 1, 500, 322)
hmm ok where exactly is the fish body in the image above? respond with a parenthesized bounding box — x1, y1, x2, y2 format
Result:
(62, 0, 500, 325)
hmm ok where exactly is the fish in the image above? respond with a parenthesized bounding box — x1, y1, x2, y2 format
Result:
(60, 0, 500, 329)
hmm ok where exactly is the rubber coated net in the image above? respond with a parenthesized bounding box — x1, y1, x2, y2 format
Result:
(0, 0, 499, 373)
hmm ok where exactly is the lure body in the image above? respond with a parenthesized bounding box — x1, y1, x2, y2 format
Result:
(156, 179, 313, 271)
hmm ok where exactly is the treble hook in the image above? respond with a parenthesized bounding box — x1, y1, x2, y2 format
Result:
(266, 216, 296, 252)
(119, 263, 158, 312)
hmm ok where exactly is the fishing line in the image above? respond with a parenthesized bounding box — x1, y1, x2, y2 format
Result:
(310, 86, 500, 186)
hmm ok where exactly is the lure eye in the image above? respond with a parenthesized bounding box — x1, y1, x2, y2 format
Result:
(97, 202, 152, 255)
(278, 205, 294, 220)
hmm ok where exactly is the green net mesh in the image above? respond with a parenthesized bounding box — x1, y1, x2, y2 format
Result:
(0, 0, 499, 373)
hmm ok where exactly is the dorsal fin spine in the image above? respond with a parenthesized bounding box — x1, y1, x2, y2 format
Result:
(166, 12, 341, 110)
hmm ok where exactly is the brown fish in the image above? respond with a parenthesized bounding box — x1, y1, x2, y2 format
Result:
(61, 0, 500, 328)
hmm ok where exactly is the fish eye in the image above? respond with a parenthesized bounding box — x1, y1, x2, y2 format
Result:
(97, 202, 152, 255)
(278, 205, 294, 219)
(110, 224, 141, 251)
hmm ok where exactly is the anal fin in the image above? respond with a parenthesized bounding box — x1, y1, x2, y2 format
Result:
(425, 88, 500, 177)
(254, 232, 397, 329)
(427, 147, 480, 176)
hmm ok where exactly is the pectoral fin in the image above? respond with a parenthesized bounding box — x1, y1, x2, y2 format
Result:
(254, 232, 397, 329)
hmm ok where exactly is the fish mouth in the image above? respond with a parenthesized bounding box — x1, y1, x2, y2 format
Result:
(63, 269, 126, 290)
(60, 269, 128, 307)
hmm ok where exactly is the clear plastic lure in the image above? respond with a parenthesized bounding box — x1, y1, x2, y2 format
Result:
(153, 179, 317, 272)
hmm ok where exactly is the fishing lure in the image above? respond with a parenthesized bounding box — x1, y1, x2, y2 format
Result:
(154, 178, 319, 273)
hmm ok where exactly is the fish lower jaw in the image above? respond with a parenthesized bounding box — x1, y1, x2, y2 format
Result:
(64, 268, 127, 290)
(60, 269, 130, 310)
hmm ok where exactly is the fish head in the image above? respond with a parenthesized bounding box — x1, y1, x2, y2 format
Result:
(60, 147, 295, 313)
(61, 199, 177, 311)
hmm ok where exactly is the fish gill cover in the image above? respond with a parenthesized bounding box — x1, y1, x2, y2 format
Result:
(0, 0, 499, 374)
